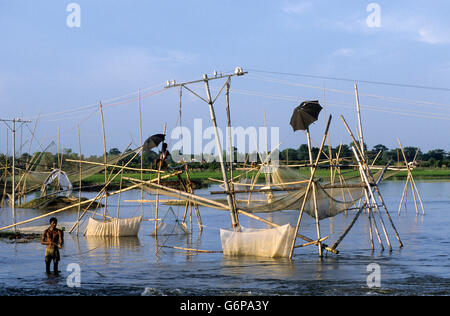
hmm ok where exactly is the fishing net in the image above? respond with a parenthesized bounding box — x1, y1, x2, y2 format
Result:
(85, 215, 143, 237)
(232, 167, 367, 220)
(17, 148, 137, 192)
(41, 169, 73, 197)
(150, 207, 188, 236)
(220, 224, 296, 258)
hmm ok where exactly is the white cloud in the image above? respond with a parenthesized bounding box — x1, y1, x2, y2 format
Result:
(332, 48, 354, 57)
(418, 27, 450, 45)
(281, 1, 312, 15)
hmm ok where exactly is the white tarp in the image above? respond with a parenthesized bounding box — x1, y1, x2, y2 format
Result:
(85, 215, 143, 237)
(220, 224, 296, 258)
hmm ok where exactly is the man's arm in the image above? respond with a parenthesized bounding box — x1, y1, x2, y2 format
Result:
(41, 231, 50, 246)
(57, 230, 63, 248)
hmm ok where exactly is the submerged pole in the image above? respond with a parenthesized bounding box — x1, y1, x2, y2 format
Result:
(203, 74, 239, 228)
(12, 119, 16, 232)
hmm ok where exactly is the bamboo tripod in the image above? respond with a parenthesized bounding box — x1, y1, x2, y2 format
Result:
(341, 115, 403, 251)
(397, 139, 425, 216)
(289, 115, 332, 259)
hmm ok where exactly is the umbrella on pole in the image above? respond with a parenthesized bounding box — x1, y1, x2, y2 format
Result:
(290, 100, 323, 168)
(143, 134, 165, 152)
(290, 100, 323, 132)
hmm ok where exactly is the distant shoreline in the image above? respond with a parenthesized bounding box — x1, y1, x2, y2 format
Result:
(79, 167, 450, 189)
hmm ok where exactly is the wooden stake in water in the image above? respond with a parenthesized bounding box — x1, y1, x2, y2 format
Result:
(99, 102, 108, 220)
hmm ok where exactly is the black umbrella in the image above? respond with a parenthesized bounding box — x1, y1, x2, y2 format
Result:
(290, 100, 323, 131)
(143, 134, 165, 152)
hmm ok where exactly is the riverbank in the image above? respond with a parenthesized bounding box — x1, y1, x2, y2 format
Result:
(79, 167, 450, 189)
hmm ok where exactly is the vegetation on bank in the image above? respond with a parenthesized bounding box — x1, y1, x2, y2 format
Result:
(1, 143, 449, 187)
(79, 167, 450, 186)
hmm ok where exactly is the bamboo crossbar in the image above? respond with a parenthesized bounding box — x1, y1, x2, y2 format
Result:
(294, 236, 329, 248)
(209, 183, 367, 195)
(124, 199, 185, 203)
(160, 245, 223, 253)
(65, 158, 164, 173)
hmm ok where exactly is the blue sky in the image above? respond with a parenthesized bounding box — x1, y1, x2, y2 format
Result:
(1, 1, 450, 156)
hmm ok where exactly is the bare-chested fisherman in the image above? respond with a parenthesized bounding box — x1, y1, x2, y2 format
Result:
(41, 217, 63, 274)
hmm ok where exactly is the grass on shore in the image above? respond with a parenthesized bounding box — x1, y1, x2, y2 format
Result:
(81, 167, 450, 185)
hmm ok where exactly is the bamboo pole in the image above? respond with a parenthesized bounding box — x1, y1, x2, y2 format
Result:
(99, 102, 107, 184)
(306, 126, 323, 257)
(398, 139, 424, 215)
(65, 159, 163, 173)
(203, 75, 239, 228)
(116, 163, 124, 218)
(295, 236, 329, 248)
(1, 129, 8, 206)
(160, 245, 223, 254)
(138, 88, 144, 216)
(154, 122, 167, 236)
(367, 209, 375, 250)
(77, 125, 82, 235)
(410, 176, 425, 215)
(352, 146, 392, 251)
(341, 115, 403, 248)
(354, 83, 364, 153)
(397, 173, 410, 215)
(364, 181, 384, 250)
(99, 101, 108, 220)
(289, 115, 332, 259)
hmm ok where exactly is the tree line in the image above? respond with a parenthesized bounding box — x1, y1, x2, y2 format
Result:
(279, 143, 449, 168)
(0, 143, 448, 174)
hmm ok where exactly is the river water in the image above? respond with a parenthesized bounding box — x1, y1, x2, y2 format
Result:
(0, 181, 449, 296)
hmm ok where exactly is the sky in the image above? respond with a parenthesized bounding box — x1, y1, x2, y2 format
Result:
(1, 0, 450, 157)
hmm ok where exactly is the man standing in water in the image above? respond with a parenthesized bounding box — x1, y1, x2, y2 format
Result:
(41, 217, 63, 274)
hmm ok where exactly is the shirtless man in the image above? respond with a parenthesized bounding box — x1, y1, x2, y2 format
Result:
(41, 217, 63, 274)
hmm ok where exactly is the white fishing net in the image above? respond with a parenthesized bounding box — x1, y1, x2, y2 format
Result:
(85, 215, 143, 237)
(220, 224, 296, 258)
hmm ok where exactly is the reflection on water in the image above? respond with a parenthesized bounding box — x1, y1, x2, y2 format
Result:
(0, 181, 449, 295)
(221, 256, 295, 279)
(84, 236, 141, 250)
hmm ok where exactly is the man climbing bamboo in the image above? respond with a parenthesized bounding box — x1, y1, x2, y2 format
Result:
(41, 217, 63, 274)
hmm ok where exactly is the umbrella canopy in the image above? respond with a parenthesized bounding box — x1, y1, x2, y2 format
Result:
(143, 134, 165, 152)
(290, 100, 323, 131)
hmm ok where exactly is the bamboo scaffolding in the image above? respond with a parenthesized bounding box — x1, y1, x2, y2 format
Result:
(353, 146, 391, 250)
(289, 115, 332, 259)
(341, 115, 403, 248)
(397, 139, 425, 215)
(125, 175, 339, 253)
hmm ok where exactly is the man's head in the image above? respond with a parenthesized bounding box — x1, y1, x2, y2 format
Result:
(49, 217, 57, 228)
